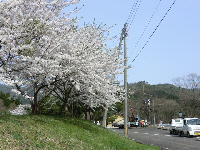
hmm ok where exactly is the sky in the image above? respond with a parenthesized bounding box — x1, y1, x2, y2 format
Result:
(65, 0, 200, 85)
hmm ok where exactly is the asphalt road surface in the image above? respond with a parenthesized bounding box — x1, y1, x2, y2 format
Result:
(109, 127, 200, 150)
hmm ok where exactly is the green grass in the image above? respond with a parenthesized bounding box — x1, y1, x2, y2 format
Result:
(0, 115, 160, 150)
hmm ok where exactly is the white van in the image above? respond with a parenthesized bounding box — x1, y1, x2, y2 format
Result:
(169, 118, 183, 134)
(178, 118, 200, 138)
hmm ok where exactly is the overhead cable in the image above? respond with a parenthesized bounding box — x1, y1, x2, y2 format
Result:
(126, 0, 138, 24)
(127, 0, 142, 32)
(118, 0, 141, 50)
(131, 0, 162, 55)
(131, 0, 177, 62)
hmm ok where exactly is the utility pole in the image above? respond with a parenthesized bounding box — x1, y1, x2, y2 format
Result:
(123, 23, 128, 137)
(153, 99, 155, 126)
(118, 23, 128, 137)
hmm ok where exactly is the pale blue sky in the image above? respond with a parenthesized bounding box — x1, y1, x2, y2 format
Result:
(66, 0, 200, 85)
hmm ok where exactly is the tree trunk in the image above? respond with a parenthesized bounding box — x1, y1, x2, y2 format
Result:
(64, 88, 70, 116)
(85, 105, 88, 120)
(102, 104, 108, 127)
(64, 102, 69, 116)
(33, 82, 38, 114)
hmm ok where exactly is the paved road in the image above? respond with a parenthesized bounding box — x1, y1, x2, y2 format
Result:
(109, 127, 200, 150)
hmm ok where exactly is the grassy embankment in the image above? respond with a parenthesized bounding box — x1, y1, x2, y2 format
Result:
(0, 115, 160, 149)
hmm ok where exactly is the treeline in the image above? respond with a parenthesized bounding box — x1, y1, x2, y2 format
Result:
(0, 84, 29, 104)
(0, 83, 122, 124)
(0, 90, 22, 113)
(1, 73, 200, 126)
(128, 74, 200, 123)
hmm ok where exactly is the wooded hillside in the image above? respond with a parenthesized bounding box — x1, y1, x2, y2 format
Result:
(127, 80, 200, 124)
(0, 84, 29, 104)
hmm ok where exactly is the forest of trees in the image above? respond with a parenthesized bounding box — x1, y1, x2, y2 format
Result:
(127, 73, 200, 124)
(1, 73, 199, 125)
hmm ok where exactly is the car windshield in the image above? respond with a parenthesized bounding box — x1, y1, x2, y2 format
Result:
(197, 119, 200, 125)
(187, 119, 200, 125)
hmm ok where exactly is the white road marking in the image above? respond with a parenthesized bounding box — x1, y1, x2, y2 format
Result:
(165, 135, 171, 136)
(196, 137, 200, 141)
(154, 134, 159, 135)
(144, 133, 149, 134)
(134, 132, 139, 133)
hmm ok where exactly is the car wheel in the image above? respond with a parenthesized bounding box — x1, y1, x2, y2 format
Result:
(170, 131, 172, 134)
(179, 131, 182, 137)
(187, 132, 192, 138)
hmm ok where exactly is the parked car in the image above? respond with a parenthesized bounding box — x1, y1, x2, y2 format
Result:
(112, 122, 131, 129)
(112, 122, 118, 127)
(156, 124, 162, 129)
(161, 124, 170, 130)
(118, 123, 124, 129)
(156, 124, 170, 130)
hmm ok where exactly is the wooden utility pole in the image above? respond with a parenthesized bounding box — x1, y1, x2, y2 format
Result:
(124, 23, 128, 137)
(118, 23, 128, 137)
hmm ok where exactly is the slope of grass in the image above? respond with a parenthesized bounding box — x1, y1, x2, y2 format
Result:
(0, 115, 160, 149)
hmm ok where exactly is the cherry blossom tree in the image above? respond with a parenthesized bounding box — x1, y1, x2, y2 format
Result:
(48, 24, 125, 116)
(0, 0, 80, 114)
(0, 0, 124, 115)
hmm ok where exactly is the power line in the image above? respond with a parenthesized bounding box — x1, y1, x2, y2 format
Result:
(131, 0, 162, 55)
(117, 0, 141, 52)
(127, 0, 142, 32)
(131, 0, 177, 63)
(126, 0, 139, 24)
